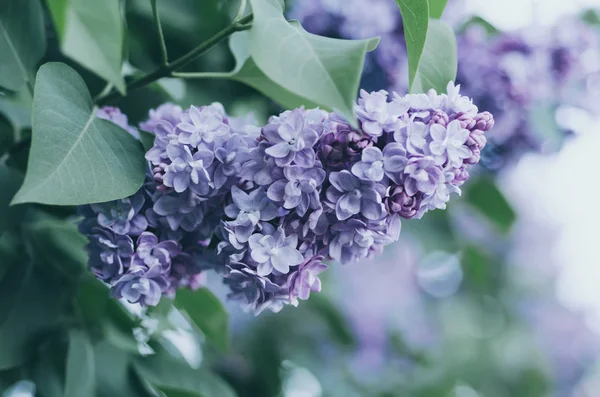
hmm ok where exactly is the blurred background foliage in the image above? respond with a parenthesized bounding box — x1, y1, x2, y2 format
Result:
(1, 0, 600, 396)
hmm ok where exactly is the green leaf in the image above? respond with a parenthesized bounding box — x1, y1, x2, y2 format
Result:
(134, 348, 236, 397)
(0, 265, 66, 370)
(93, 341, 149, 397)
(65, 330, 95, 397)
(0, 262, 31, 328)
(0, 88, 33, 133)
(0, 0, 46, 91)
(410, 19, 457, 94)
(464, 177, 516, 233)
(174, 288, 229, 352)
(428, 0, 448, 18)
(139, 129, 155, 153)
(457, 16, 500, 36)
(12, 63, 146, 205)
(24, 210, 88, 279)
(248, 0, 378, 123)
(394, 0, 429, 90)
(228, 32, 321, 110)
(0, 165, 24, 236)
(46, 0, 126, 93)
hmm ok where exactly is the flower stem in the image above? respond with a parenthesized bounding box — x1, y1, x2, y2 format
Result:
(96, 13, 253, 106)
(150, 0, 169, 66)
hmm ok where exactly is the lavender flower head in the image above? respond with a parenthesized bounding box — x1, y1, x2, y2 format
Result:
(80, 84, 492, 313)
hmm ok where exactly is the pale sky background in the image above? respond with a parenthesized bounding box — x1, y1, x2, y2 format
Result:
(469, 0, 600, 330)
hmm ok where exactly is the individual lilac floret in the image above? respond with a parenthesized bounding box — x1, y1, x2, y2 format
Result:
(403, 157, 444, 196)
(351, 144, 407, 183)
(224, 266, 288, 314)
(213, 134, 253, 189)
(224, 186, 278, 244)
(355, 90, 408, 137)
(248, 229, 304, 276)
(151, 190, 205, 232)
(97, 106, 140, 139)
(163, 145, 214, 193)
(288, 256, 328, 304)
(90, 192, 148, 235)
(385, 185, 422, 219)
(131, 232, 180, 272)
(429, 120, 472, 167)
(112, 265, 169, 307)
(326, 170, 385, 221)
(263, 109, 319, 167)
(267, 166, 326, 217)
(329, 219, 390, 264)
(87, 227, 134, 282)
(177, 105, 229, 147)
(139, 103, 183, 132)
(394, 121, 429, 155)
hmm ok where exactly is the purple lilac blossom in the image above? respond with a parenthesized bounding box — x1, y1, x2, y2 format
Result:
(290, 1, 598, 168)
(97, 106, 140, 139)
(80, 85, 492, 313)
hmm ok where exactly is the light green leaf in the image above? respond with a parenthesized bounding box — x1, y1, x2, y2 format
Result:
(46, 0, 126, 93)
(0, 0, 46, 91)
(410, 19, 457, 94)
(65, 330, 95, 397)
(134, 347, 236, 397)
(464, 177, 516, 233)
(175, 288, 229, 352)
(248, 0, 378, 123)
(0, 165, 24, 236)
(394, 0, 429, 90)
(428, 0, 448, 19)
(228, 32, 320, 110)
(12, 63, 146, 205)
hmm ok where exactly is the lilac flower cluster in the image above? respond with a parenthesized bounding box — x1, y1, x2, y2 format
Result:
(290, 1, 600, 168)
(81, 85, 492, 313)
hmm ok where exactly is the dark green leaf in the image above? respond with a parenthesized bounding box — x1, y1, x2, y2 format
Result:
(0, 113, 14, 154)
(306, 293, 356, 347)
(46, 0, 126, 93)
(94, 340, 150, 397)
(0, 266, 66, 370)
(134, 348, 236, 397)
(411, 19, 457, 94)
(0, 165, 24, 236)
(464, 177, 516, 233)
(24, 210, 88, 279)
(248, 0, 378, 123)
(394, 0, 429, 90)
(12, 63, 146, 205)
(65, 330, 95, 397)
(139, 129, 155, 153)
(0, 262, 31, 328)
(175, 288, 229, 351)
(428, 0, 448, 19)
(0, 0, 46, 91)
(33, 339, 67, 397)
(0, 86, 34, 132)
(461, 246, 495, 293)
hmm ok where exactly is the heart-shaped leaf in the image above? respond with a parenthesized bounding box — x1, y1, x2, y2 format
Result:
(12, 63, 145, 206)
